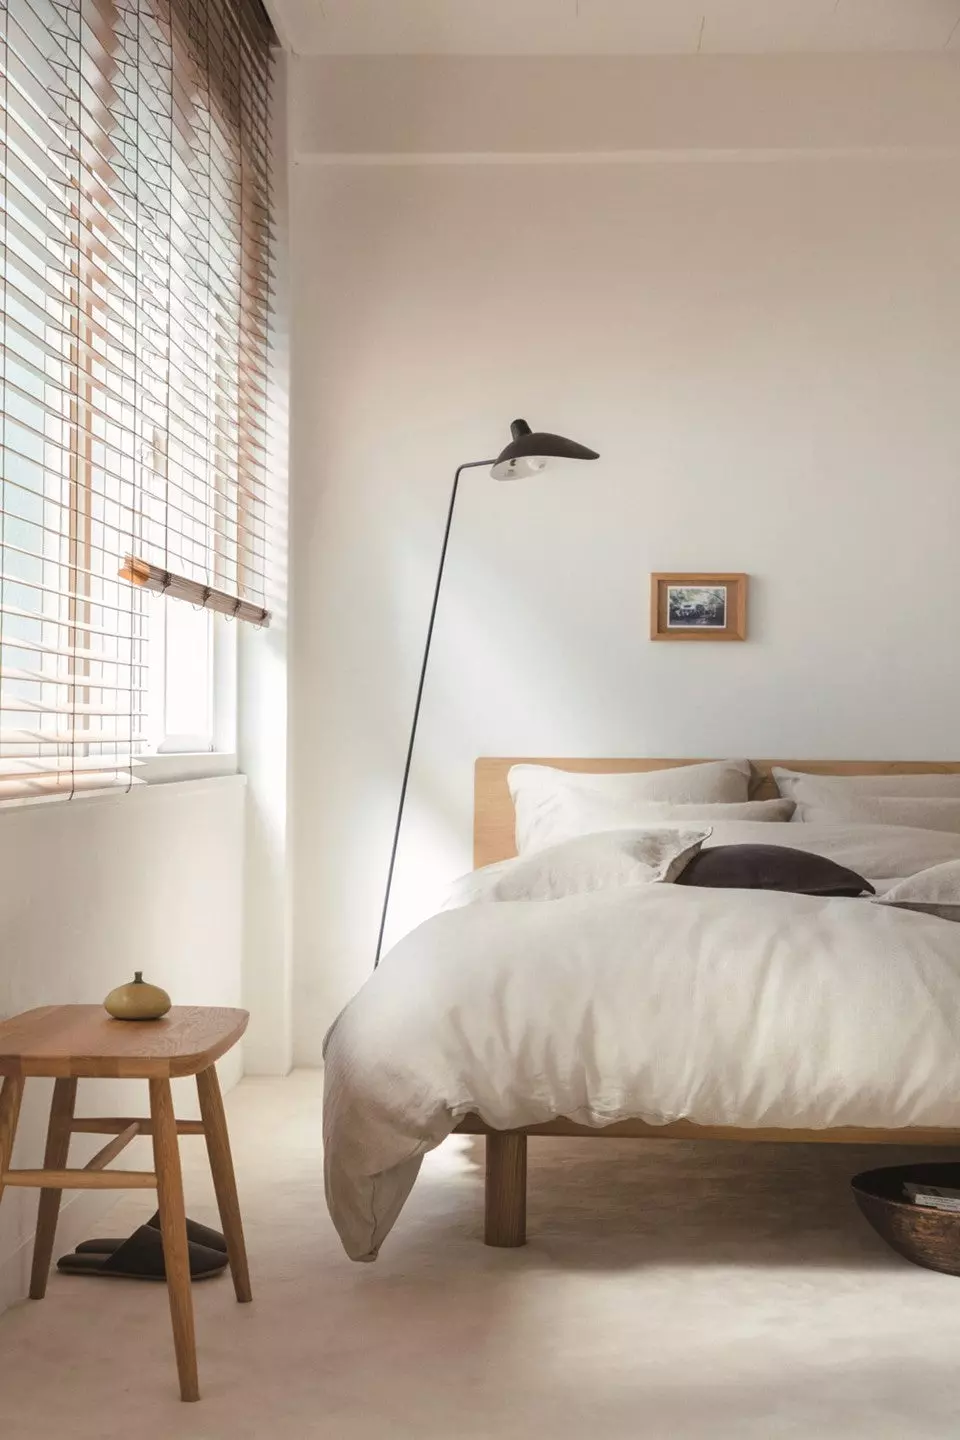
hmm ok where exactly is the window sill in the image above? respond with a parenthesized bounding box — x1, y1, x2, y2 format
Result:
(139, 752, 239, 786)
(1, 750, 237, 807)
(0, 767, 245, 819)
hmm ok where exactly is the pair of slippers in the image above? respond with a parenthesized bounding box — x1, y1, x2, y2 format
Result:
(58, 1212, 228, 1282)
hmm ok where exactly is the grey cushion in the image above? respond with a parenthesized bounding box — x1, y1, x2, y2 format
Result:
(675, 844, 874, 897)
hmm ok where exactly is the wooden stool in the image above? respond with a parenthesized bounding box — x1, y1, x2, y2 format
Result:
(0, 1005, 251, 1402)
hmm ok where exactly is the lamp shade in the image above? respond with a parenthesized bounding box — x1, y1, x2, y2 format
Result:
(490, 418, 600, 480)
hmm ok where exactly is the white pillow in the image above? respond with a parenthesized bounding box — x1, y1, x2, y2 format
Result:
(520, 797, 792, 852)
(791, 786, 960, 836)
(873, 860, 960, 921)
(509, 760, 752, 855)
(442, 827, 711, 908)
(773, 767, 960, 802)
(613, 798, 792, 822)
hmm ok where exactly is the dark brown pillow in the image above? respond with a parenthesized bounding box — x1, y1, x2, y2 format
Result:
(674, 844, 874, 897)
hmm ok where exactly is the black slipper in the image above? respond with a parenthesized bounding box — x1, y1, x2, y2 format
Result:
(73, 1210, 226, 1256)
(57, 1225, 228, 1281)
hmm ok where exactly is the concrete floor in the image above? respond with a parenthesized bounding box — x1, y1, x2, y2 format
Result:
(1, 1070, 958, 1439)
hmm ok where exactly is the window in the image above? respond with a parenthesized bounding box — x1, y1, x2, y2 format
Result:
(147, 594, 213, 752)
(146, 598, 237, 757)
(0, 0, 273, 801)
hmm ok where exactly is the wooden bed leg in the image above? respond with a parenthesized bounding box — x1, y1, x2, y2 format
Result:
(485, 1132, 527, 1247)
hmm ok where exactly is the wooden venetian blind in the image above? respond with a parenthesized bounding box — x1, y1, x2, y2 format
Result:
(0, 0, 274, 801)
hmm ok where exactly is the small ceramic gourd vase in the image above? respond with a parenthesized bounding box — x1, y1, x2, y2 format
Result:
(104, 971, 171, 1021)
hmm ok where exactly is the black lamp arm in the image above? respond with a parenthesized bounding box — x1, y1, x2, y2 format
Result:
(373, 457, 497, 968)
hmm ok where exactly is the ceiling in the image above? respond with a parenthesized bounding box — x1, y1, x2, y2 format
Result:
(268, 0, 960, 56)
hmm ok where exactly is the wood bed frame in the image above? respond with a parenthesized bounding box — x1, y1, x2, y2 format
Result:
(456, 756, 960, 1247)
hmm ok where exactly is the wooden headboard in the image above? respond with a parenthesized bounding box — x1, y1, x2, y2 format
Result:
(474, 757, 960, 868)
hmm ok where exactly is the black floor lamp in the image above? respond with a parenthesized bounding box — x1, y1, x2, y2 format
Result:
(374, 419, 600, 967)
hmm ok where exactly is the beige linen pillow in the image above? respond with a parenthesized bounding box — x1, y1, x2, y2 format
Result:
(873, 860, 960, 921)
(789, 784, 960, 836)
(595, 798, 793, 824)
(442, 827, 711, 908)
(773, 767, 960, 803)
(509, 760, 752, 854)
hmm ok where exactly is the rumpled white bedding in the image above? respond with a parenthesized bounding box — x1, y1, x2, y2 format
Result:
(323, 821, 960, 1261)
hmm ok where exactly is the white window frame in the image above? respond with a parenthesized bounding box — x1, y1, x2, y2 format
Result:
(139, 599, 238, 785)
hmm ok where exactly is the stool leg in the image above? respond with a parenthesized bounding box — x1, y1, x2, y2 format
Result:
(30, 1077, 77, 1299)
(0, 1074, 25, 1211)
(196, 1065, 251, 1303)
(149, 1077, 199, 1403)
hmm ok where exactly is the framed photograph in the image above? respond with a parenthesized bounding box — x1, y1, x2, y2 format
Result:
(650, 573, 748, 642)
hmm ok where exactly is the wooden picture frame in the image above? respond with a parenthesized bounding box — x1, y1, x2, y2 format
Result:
(650, 572, 748, 642)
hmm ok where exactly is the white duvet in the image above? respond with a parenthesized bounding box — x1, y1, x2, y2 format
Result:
(323, 822, 960, 1260)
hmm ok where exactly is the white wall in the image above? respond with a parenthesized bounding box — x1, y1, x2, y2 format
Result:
(292, 53, 960, 157)
(289, 55, 960, 1057)
(0, 778, 245, 1311)
(239, 49, 294, 1078)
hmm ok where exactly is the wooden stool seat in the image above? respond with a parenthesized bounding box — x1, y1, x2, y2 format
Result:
(0, 1005, 251, 1403)
(0, 1005, 248, 1079)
